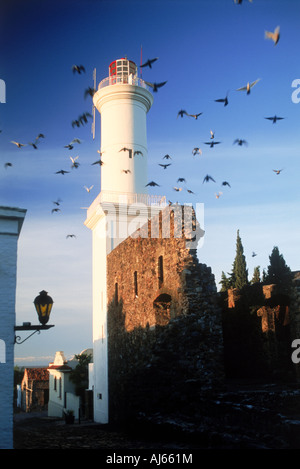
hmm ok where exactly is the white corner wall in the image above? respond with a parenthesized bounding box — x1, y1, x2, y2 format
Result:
(0, 206, 26, 449)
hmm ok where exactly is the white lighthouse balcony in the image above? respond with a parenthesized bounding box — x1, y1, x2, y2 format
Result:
(98, 75, 150, 90)
(87, 191, 166, 220)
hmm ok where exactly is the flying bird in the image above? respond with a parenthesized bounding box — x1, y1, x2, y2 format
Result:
(4, 162, 12, 168)
(72, 64, 85, 74)
(53, 199, 62, 206)
(222, 181, 231, 187)
(188, 112, 203, 119)
(210, 130, 215, 139)
(177, 110, 188, 118)
(203, 175, 216, 183)
(177, 178, 186, 183)
(84, 87, 96, 98)
(265, 26, 280, 45)
(265, 115, 284, 123)
(187, 189, 195, 194)
(11, 141, 26, 148)
(140, 57, 158, 68)
(236, 79, 260, 94)
(146, 181, 160, 187)
(204, 141, 221, 148)
(66, 234, 76, 239)
(273, 169, 283, 175)
(215, 192, 223, 199)
(252, 251, 257, 257)
(119, 147, 132, 158)
(28, 142, 38, 149)
(163, 154, 172, 160)
(233, 139, 248, 146)
(70, 156, 80, 168)
(134, 150, 143, 156)
(192, 147, 202, 156)
(51, 208, 61, 213)
(92, 159, 104, 166)
(173, 187, 182, 192)
(215, 93, 229, 106)
(234, 0, 253, 3)
(84, 185, 94, 193)
(122, 169, 131, 174)
(55, 170, 70, 175)
(159, 164, 171, 169)
(145, 81, 167, 92)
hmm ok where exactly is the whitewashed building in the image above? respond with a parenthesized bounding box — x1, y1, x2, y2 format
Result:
(0, 206, 26, 449)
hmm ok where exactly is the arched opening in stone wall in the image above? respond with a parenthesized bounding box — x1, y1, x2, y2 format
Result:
(153, 293, 172, 326)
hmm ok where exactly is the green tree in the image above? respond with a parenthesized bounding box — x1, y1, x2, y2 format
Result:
(265, 246, 293, 291)
(219, 271, 231, 292)
(69, 353, 92, 397)
(251, 266, 261, 284)
(231, 230, 248, 289)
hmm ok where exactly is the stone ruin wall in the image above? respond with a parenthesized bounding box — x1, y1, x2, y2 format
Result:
(106, 204, 225, 422)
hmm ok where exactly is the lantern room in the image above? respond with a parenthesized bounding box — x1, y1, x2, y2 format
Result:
(108, 58, 137, 84)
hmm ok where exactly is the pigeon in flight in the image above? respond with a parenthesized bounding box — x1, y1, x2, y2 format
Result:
(159, 164, 171, 169)
(222, 181, 231, 187)
(51, 208, 61, 213)
(92, 159, 104, 166)
(265, 115, 284, 123)
(122, 169, 131, 174)
(177, 178, 186, 183)
(252, 251, 257, 257)
(233, 139, 248, 146)
(55, 170, 70, 175)
(163, 154, 172, 160)
(145, 81, 167, 92)
(11, 141, 26, 148)
(66, 234, 76, 239)
(273, 169, 283, 175)
(70, 156, 80, 168)
(119, 147, 132, 158)
(173, 187, 182, 192)
(215, 93, 229, 106)
(215, 192, 223, 199)
(134, 150, 143, 156)
(203, 175, 216, 183)
(234, 0, 253, 3)
(265, 26, 280, 45)
(236, 79, 260, 94)
(177, 110, 188, 118)
(192, 148, 202, 156)
(141, 57, 158, 68)
(53, 199, 62, 206)
(72, 64, 85, 74)
(84, 87, 96, 98)
(204, 141, 221, 148)
(188, 112, 203, 119)
(146, 181, 160, 187)
(187, 189, 195, 194)
(4, 162, 12, 168)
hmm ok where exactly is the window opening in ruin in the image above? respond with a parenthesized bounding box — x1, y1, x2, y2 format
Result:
(153, 293, 172, 326)
(115, 282, 118, 305)
(158, 255, 164, 288)
(134, 271, 138, 297)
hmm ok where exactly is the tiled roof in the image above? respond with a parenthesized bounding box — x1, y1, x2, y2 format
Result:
(25, 368, 49, 381)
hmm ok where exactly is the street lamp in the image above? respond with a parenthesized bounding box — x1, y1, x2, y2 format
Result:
(34, 290, 54, 325)
(14, 291, 55, 344)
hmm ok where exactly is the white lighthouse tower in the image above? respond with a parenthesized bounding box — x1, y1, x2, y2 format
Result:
(85, 58, 166, 423)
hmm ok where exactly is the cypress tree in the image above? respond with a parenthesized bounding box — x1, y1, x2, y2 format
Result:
(265, 246, 293, 291)
(251, 266, 261, 284)
(232, 229, 248, 289)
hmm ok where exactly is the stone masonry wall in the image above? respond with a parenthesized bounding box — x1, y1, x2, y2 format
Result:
(106, 205, 224, 422)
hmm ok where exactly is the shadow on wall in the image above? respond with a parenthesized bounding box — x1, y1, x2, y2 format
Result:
(107, 296, 225, 423)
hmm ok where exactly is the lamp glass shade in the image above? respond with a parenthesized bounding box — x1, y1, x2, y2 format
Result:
(34, 290, 53, 325)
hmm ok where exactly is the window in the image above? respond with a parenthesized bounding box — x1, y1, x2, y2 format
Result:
(115, 282, 118, 305)
(158, 255, 164, 288)
(54, 376, 57, 391)
(134, 271, 138, 297)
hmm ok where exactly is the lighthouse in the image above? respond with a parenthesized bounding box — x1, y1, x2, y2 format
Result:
(85, 58, 166, 423)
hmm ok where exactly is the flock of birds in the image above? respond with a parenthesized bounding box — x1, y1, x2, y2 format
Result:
(137, 19, 284, 202)
(2, 1, 286, 242)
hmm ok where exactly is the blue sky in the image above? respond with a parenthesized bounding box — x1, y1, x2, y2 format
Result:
(1, 0, 300, 365)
